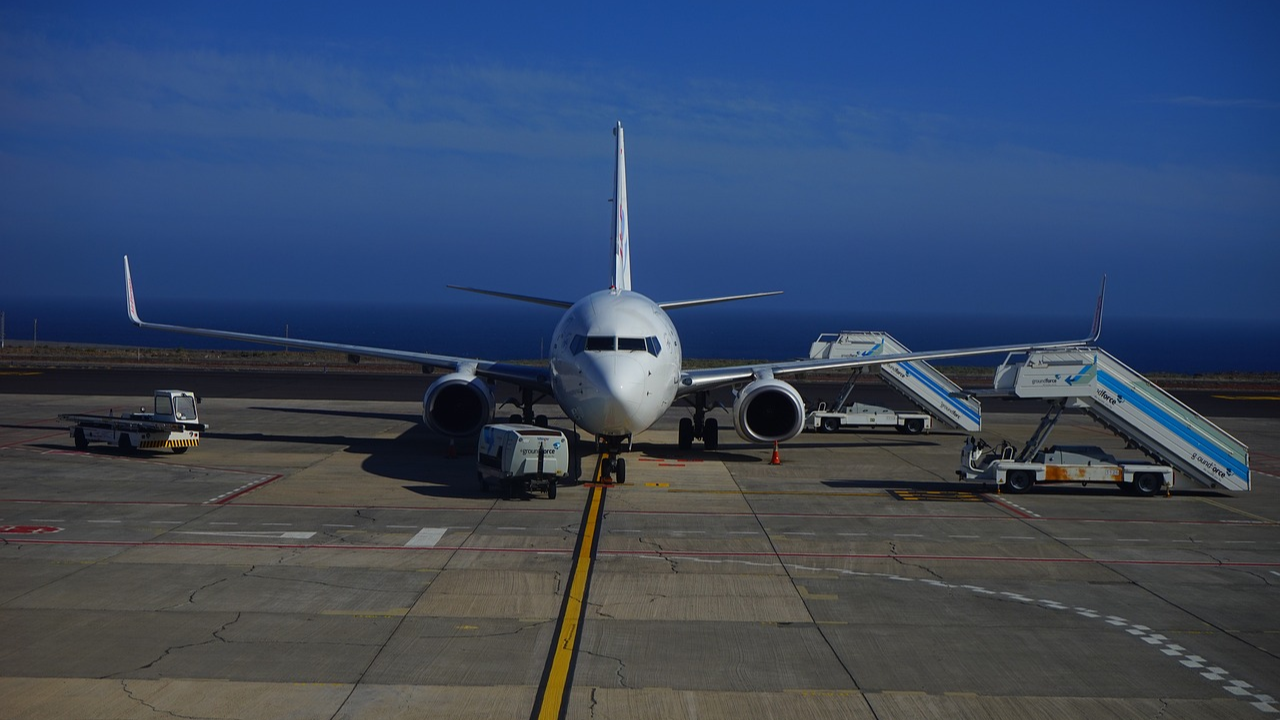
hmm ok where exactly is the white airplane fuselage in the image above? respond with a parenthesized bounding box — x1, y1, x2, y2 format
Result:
(549, 289, 682, 438)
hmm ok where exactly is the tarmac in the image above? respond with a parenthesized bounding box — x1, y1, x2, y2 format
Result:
(1, 368, 1278, 719)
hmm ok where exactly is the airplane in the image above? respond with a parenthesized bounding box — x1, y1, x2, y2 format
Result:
(124, 121, 1104, 483)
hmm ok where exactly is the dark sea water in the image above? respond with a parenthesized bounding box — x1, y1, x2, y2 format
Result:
(2, 297, 1277, 375)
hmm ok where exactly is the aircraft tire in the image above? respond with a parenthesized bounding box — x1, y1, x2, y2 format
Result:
(678, 418, 694, 450)
(615, 457, 626, 484)
(704, 418, 719, 451)
(74, 429, 88, 450)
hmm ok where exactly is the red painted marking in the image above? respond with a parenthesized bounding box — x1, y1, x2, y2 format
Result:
(658, 463, 686, 467)
(0, 525, 62, 535)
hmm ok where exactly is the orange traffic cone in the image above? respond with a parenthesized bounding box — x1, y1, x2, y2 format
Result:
(770, 442, 781, 465)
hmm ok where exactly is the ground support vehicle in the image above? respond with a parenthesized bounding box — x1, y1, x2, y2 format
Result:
(59, 390, 205, 453)
(809, 331, 982, 432)
(959, 348, 1249, 494)
(477, 424, 568, 499)
(806, 402, 932, 434)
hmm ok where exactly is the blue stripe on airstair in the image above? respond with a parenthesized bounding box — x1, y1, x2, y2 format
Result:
(1097, 371, 1248, 484)
(901, 362, 981, 425)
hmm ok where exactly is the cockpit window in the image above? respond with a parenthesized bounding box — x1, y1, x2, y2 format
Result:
(617, 337, 646, 352)
(585, 336, 615, 351)
(572, 334, 662, 356)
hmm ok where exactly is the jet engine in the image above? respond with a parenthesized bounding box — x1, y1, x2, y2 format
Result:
(422, 372, 495, 437)
(732, 378, 806, 444)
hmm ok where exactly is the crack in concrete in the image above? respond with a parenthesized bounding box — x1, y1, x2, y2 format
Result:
(120, 679, 228, 720)
(113, 612, 243, 678)
(580, 647, 628, 688)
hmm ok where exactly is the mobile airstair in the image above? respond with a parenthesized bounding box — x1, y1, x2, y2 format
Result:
(809, 332, 983, 432)
(983, 348, 1249, 491)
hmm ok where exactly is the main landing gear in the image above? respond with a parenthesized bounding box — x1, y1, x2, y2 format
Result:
(678, 391, 719, 451)
(506, 388, 549, 427)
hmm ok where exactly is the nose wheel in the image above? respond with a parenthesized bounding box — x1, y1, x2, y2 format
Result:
(598, 435, 630, 483)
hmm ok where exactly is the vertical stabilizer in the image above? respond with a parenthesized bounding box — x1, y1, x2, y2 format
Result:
(611, 122, 631, 291)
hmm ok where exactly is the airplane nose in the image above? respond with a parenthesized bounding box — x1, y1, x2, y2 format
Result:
(581, 354, 646, 434)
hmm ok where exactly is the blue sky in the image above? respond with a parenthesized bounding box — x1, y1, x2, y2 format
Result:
(2, 1, 1277, 322)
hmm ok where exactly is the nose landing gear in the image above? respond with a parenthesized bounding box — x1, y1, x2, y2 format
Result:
(597, 435, 630, 483)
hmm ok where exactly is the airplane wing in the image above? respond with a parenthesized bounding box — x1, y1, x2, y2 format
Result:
(679, 277, 1106, 394)
(124, 257, 552, 390)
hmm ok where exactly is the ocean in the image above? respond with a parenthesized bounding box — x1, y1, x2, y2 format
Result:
(2, 297, 1277, 375)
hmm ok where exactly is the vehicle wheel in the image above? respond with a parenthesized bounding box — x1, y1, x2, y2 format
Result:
(547, 480, 557, 500)
(704, 418, 719, 451)
(678, 418, 694, 450)
(172, 446, 189, 454)
(118, 435, 134, 453)
(1133, 473, 1163, 497)
(903, 419, 925, 435)
(535, 414, 548, 427)
(615, 457, 626, 484)
(477, 471, 488, 494)
(74, 429, 88, 450)
(1005, 470, 1034, 494)
(822, 417, 841, 433)
(509, 414, 522, 424)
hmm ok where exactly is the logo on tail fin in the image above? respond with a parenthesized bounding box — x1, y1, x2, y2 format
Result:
(612, 122, 631, 291)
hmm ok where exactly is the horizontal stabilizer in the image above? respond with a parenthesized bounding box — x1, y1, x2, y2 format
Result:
(446, 285, 574, 309)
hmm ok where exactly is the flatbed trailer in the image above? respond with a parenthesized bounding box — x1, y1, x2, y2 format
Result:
(806, 402, 932, 434)
(59, 390, 205, 453)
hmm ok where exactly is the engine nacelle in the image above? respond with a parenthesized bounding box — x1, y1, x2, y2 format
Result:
(422, 372, 495, 438)
(732, 378, 806, 444)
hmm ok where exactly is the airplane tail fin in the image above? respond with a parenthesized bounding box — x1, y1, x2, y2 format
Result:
(611, 121, 631, 291)
(1088, 274, 1106, 343)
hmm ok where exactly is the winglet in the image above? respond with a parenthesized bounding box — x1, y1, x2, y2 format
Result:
(123, 256, 143, 326)
(1088, 274, 1106, 343)
(611, 121, 631, 291)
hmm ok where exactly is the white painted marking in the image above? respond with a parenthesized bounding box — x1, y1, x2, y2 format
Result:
(388, 525, 418, 529)
(729, 531, 760, 535)
(839, 532, 868, 537)
(88, 520, 122, 524)
(496, 526, 528, 531)
(405, 528, 448, 547)
(262, 523, 292, 527)
(209, 522, 239, 526)
(949, 535, 980, 539)
(323, 524, 354, 528)
(892, 533, 924, 538)
(177, 531, 315, 540)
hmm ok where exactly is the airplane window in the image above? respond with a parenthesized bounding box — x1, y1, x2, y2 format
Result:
(645, 336, 662, 356)
(569, 335, 586, 355)
(617, 337, 646, 352)
(586, 336, 615, 351)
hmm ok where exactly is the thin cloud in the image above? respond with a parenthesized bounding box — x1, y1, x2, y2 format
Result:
(1156, 95, 1280, 109)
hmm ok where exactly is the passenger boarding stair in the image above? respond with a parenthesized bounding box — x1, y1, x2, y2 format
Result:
(809, 332, 982, 432)
(988, 348, 1250, 491)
